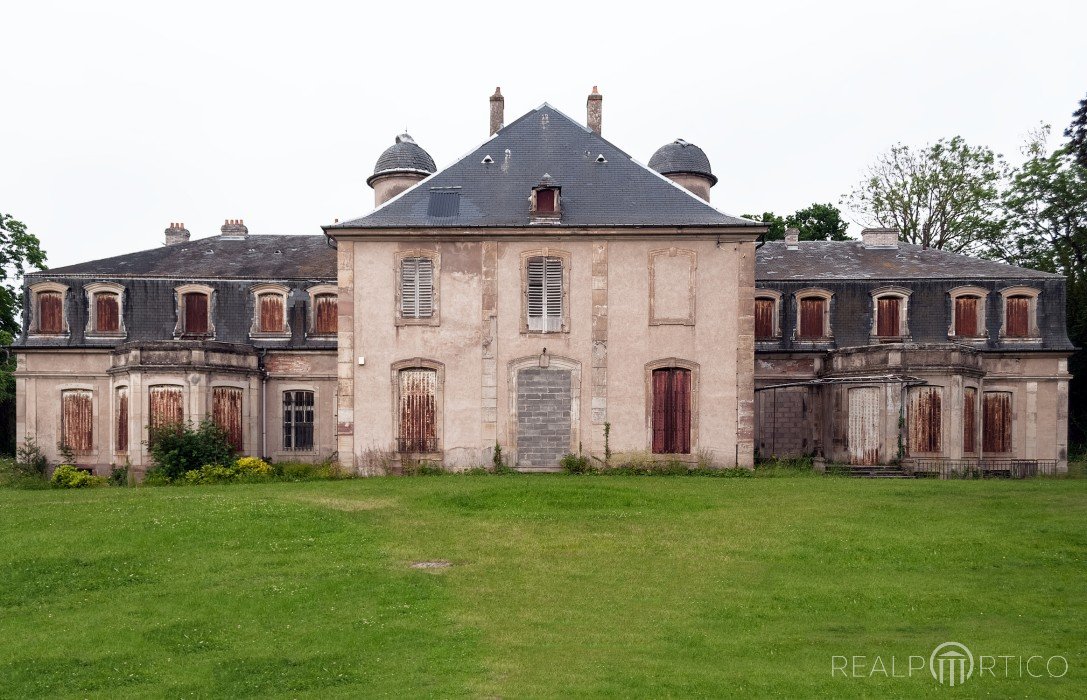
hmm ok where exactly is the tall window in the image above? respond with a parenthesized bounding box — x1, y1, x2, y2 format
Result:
(754, 297, 776, 340)
(652, 367, 691, 454)
(61, 390, 93, 453)
(983, 391, 1013, 453)
(876, 296, 902, 337)
(182, 292, 209, 335)
(1005, 296, 1031, 338)
(38, 291, 64, 334)
(527, 256, 563, 332)
(149, 385, 183, 428)
(313, 294, 337, 335)
(213, 387, 244, 452)
(115, 387, 129, 453)
(798, 297, 826, 339)
(400, 257, 434, 319)
(954, 296, 980, 337)
(283, 390, 314, 451)
(907, 387, 942, 454)
(963, 387, 977, 454)
(398, 368, 438, 453)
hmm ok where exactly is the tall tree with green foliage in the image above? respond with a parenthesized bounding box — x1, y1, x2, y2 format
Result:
(1065, 92, 1087, 169)
(742, 203, 850, 241)
(843, 136, 1007, 253)
(741, 211, 788, 240)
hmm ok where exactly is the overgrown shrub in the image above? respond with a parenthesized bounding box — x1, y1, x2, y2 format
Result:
(560, 453, 593, 474)
(235, 456, 272, 477)
(146, 420, 235, 482)
(15, 437, 48, 478)
(491, 444, 515, 474)
(108, 465, 130, 487)
(50, 464, 107, 488)
(183, 464, 239, 485)
(402, 459, 446, 476)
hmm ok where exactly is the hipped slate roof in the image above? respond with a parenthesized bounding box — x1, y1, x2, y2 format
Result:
(756, 241, 1064, 281)
(36, 234, 337, 279)
(329, 104, 757, 230)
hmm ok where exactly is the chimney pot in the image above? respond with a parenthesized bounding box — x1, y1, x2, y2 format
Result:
(489, 87, 504, 136)
(164, 222, 190, 246)
(861, 227, 900, 249)
(586, 86, 603, 135)
(784, 227, 800, 250)
(220, 218, 249, 238)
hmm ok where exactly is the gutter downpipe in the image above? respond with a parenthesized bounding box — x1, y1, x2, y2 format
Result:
(258, 347, 268, 459)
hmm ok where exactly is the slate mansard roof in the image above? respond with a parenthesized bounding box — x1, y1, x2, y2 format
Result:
(329, 104, 757, 230)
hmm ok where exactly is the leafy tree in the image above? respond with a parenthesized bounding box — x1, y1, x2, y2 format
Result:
(1065, 92, 1087, 169)
(785, 203, 850, 241)
(843, 136, 1007, 253)
(741, 211, 788, 240)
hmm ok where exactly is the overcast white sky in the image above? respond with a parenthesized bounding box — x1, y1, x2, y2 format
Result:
(2, 0, 1085, 269)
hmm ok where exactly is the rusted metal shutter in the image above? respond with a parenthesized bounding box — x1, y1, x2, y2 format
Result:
(282, 390, 315, 450)
(798, 298, 824, 339)
(955, 296, 978, 337)
(877, 297, 900, 337)
(651, 368, 691, 454)
(259, 294, 284, 333)
(212, 387, 244, 451)
(907, 387, 942, 454)
(399, 369, 437, 452)
(149, 385, 183, 428)
(116, 387, 128, 452)
(38, 291, 63, 333)
(96, 293, 120, 332)
(183, 293, 209, 335)
(314, 294, 337, 334)
(754, 298, 775, 339)
(400, 257, 434, 319)
(1005, 296, 1029, 338)
(61, 390, 93, 453)
(983, 391, 1012, 453)
(963, 387, 977, 453)
(536, 188, 556, 212)
(527, 256, 563, 332)
(847, 387, 880, 465)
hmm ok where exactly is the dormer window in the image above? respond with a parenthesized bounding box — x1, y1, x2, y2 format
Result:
(173, 284, 215, 338)
(536, 188, 557, 213)
(948, 286, 988, 339)
(999, 286, 1041, 340)
(869, 286, 912, 341)
(250, 283, 290, 338)
(29, 281, 69, 336)
(84, 282, 126, 337)
(531, 175, 561, 219)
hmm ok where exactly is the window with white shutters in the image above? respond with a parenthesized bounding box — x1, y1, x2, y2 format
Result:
(527, 256, 563, 332)
(400, 257, 434, 319)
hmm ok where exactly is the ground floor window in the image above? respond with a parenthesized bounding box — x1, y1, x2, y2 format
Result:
(983, 391, 1013, 453)
(652, 367, 691, 454)
(963, 387, 977, 453)
(115, 387, 128, 452)
(283, 390, 314, 451)
(149, 385, 184, 429)
(907, 386, 942, 454)
(61, 389, 93, 453)
(213, 387, 244, 452)
(398, 368, 437, 453)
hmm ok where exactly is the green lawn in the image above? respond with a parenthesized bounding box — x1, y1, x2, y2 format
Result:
(0, 475, 1084, 697)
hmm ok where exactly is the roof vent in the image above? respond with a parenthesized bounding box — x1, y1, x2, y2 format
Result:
(861, 227, 900, 249)
(481, 154, 494, 164)
(596, 154, 607, 163)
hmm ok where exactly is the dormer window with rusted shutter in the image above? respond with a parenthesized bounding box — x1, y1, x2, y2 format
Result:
(250, 283, 290, 338)
(29, 281, 69, 336)
(998, 286, 1041, 341)
(307, 284, 338, 337)
(173, 284, 215, 338)
(396, 251, 440, 326)
(84, 282, 126, 338)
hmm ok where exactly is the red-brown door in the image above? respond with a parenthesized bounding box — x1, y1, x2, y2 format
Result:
(184, 293, 209, 335)
(652, 368, 691, 454)
(1005, 297, 1029, 338)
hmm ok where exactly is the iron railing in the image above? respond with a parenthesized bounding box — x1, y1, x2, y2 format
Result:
(907, 458, 1060, 479)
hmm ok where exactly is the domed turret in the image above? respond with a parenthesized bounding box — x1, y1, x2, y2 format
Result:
(367, 134, 436, 207)
(648, 139, 717, 202)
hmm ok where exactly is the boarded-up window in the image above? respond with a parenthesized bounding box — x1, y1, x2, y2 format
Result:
(847, 386, 881, 465)
(213, 387, 244, 451)
(755, 298, 776, 340)
(963, 387, 977, 453)
(1005, 296, 1030, 338)
(908, 387, 942, 454)
(183, 292, 209, 335)
(283, 390, 314, 450)
(983, 391, 1012, 453)
(398, 368, 437, 453)
(536, 188, 556, 213)
(400, 257, 434, 319)
(115, 387, 128, 452)
(149, 385, 183, 429)
(652, 368, 691, 454)
(258, 293, 285, 333)
(955, 296, 979, 337)
(314, 294, 337, 334)
(38, 291, 63, 333)
(798, 297, 825, 339)
(95, 293, 120, 333)
(876, 296, 901, 337)
(61, 390, 93, 453)
(527, 256, 563, 332)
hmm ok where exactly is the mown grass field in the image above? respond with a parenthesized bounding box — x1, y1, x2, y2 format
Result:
(0, 474, 1084, 697)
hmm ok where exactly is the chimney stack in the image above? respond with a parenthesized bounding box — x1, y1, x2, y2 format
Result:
(220, 218, 248, 238)
(489, 87, 504, 136)
(164, 222, 190, 246)
(784, 227, 800, 250)
(587, 86, 602, 135)
(861, 227, 900, 249)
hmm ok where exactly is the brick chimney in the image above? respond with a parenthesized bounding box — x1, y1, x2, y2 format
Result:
(164, 222, 190, 246)
(861, 227, 900, 249)
(587, 86, 602, 135)
(489, 87, 504, 136)
(784, 227, 800, 250)
(220, 219, 248, 238)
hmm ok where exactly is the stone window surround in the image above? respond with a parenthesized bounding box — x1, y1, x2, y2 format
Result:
(648, 247, 697, 326)
(998, 285, 1042, 340)
(58, 383, 97, 457)
(947, 285, 989, 339)
(643, 357, 700, 457)
(390, 358, 445, 458)
(278, 384, 320, 455)
(792, 288, 834, 341)
(83, 281, 127, 338)
(28, 281, 70, 336)
(506, 354, 582, 464)
(981, 386, 1016, 455)
(172, 283, 215, 338)
(519, 247, 571, 335)
(249, 282, 291, 339)
(754, 288, 783, 340)
(306, 284, 338, 337)
(869, 285, 912, 340)
(394, 249, 441, 327)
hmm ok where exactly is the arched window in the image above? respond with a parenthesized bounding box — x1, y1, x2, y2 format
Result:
(998, 286, 1040, 340)
(794, 289, 833, 340)
(174, 284, 214, 338)
(870, 286, 911, 340)
(651, 367, 692, 454)
(250, 283, 290, 337)
(29, 281, 69, 335)
(84, 283, 125, 337)
(754, 289, 782, 341)
(393, 359, 444, 455)
(948, 286, 988, 339)
(305, 284, 338, 337)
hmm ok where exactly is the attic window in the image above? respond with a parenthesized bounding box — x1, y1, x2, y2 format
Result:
(427, 190, 460, 218)
(535, 188, 557, 212)
(531, 177, 561, 218)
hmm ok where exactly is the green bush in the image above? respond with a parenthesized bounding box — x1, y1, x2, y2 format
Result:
(183, 464, 239, 485)
(146, 420, 236, 482)
(109, 465, 130, 487)
(560, 453, 594, 474)
(235, 456, 273, 477)
(50, 464, 107, 489)
(274, 460, 351, 481)
(15, 437, 48, 479)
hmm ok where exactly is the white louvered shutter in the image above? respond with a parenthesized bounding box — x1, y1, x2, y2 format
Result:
(544, 257, 563, 331)
(401, 257, 434, 319)
(527, 257, 544, 330)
